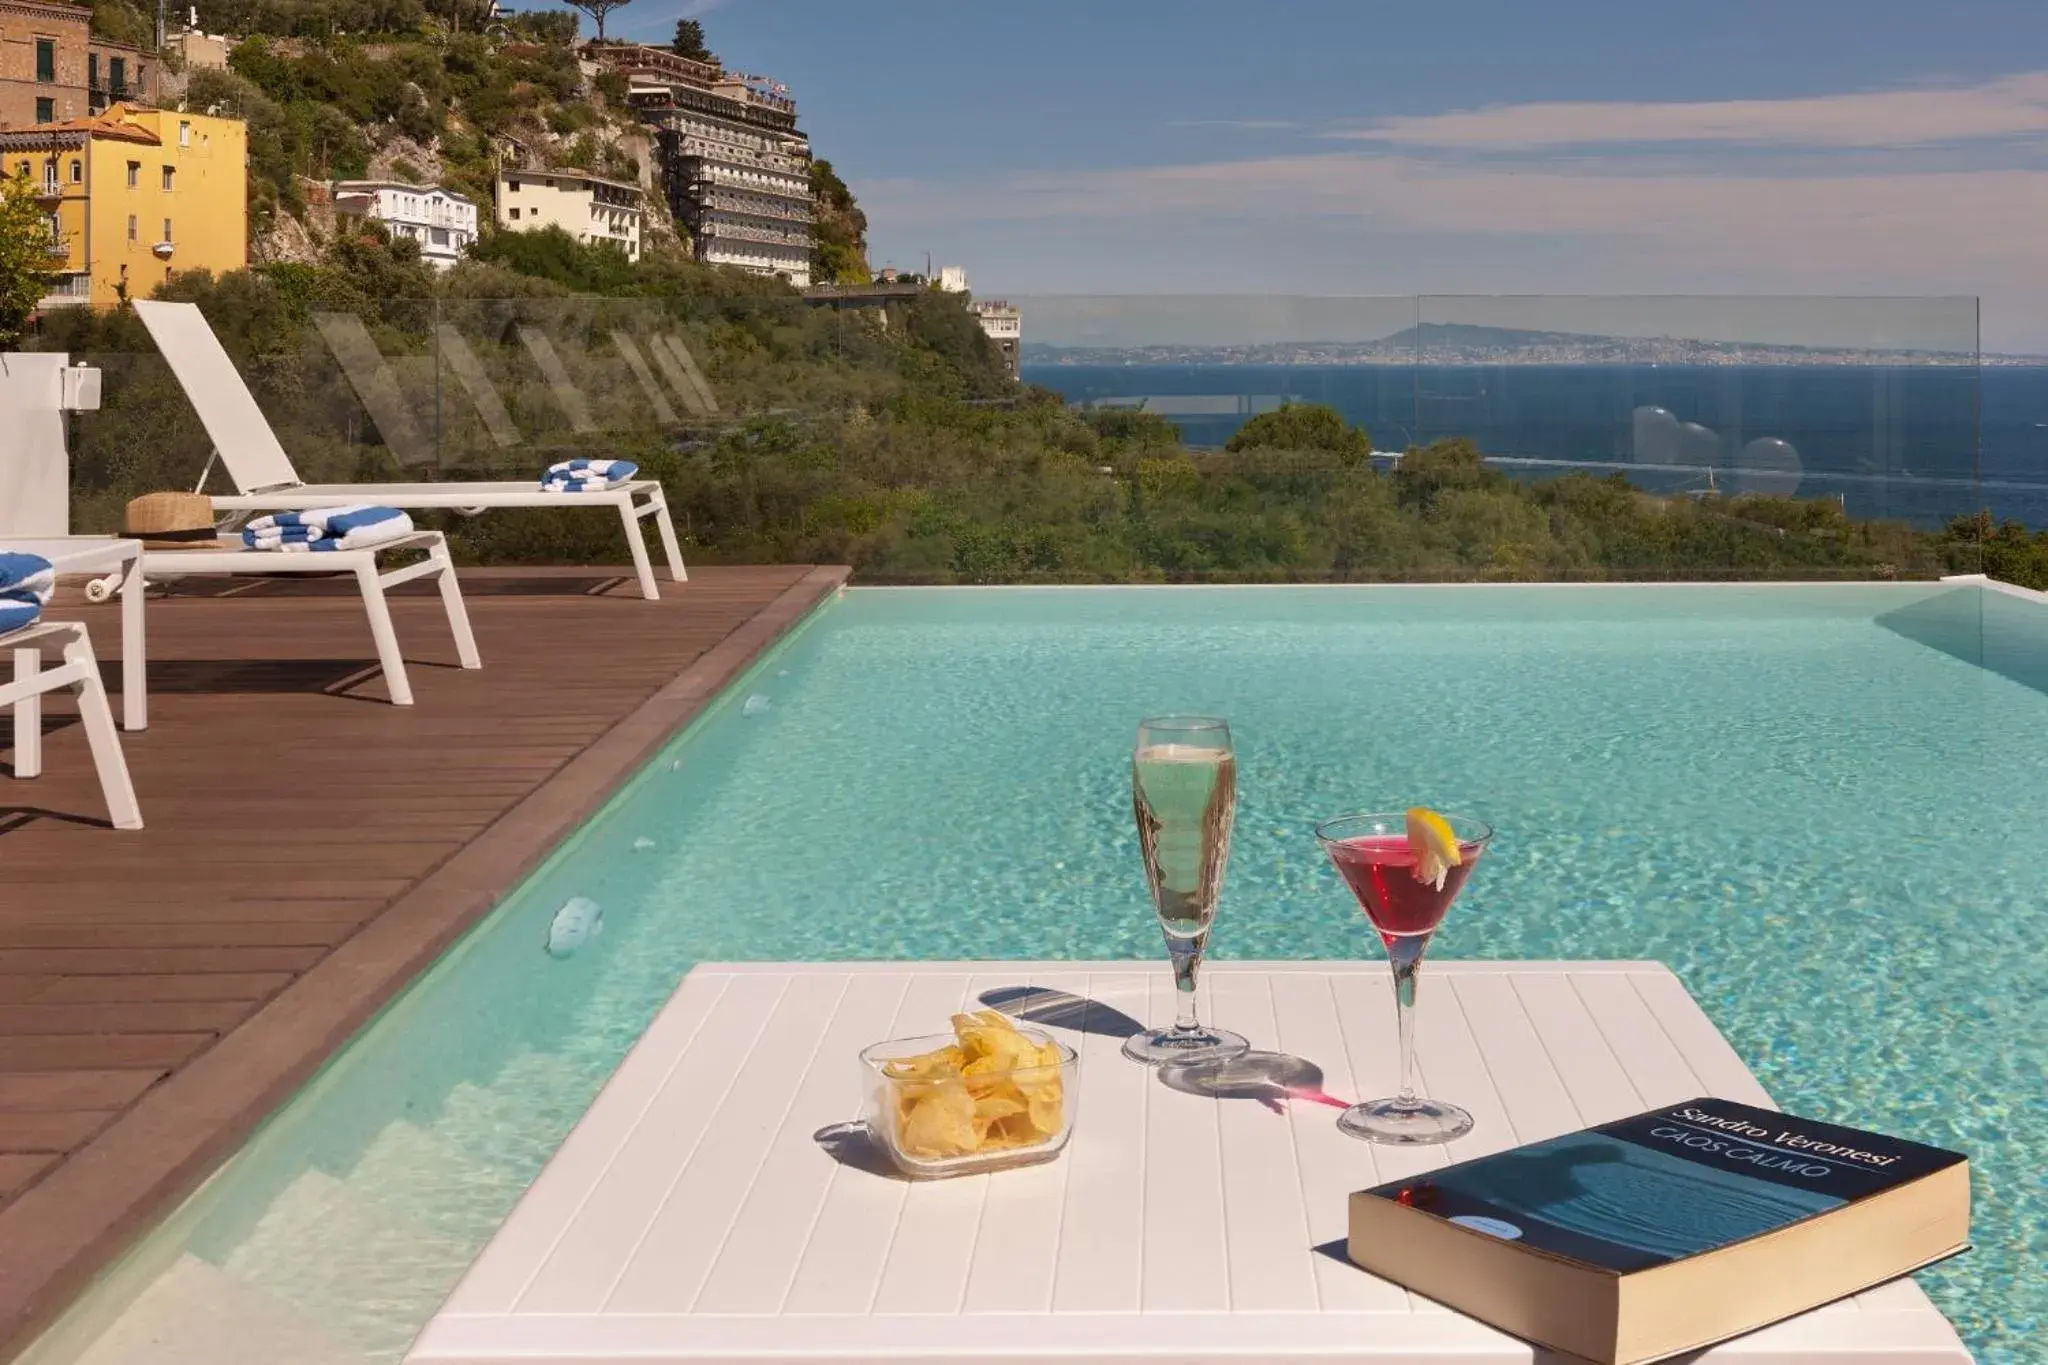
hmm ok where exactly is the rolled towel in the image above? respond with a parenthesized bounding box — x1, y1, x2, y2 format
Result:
(0, 552, 56, 605)
(541, 458, 639, 492)
(0, 595, 40, 635)
(244, 505, 407, 539)
(242, 507, 413, 553)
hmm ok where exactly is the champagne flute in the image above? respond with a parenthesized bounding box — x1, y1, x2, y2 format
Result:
(1123, 715, 1251, 1066)
(1315, 810, 1492, 1143)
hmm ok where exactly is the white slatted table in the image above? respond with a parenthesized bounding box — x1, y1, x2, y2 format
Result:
(408, 962, 1970, 1365)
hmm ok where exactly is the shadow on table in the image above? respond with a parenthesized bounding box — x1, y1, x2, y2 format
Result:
(1159, 1051, 1349, 1116)
(1309, 1241, 1616, 1364)
(813, 1121, 910, 1181)
(978, 986, 1143, 1039)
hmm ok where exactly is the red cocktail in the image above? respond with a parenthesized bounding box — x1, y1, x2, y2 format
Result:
(1315, 810, 1493, 1146)
(1324, 835, 1481, 941)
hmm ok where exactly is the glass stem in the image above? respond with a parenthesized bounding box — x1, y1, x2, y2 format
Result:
(1387, 934, 1428, 1107)
(1169, 934, 1205, 1034)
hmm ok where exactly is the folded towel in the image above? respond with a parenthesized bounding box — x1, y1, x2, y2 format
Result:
(242, 507, 414, 553)
(244, 505, 409, 539)
(0, 595, 40, 635)
(0, 552, 56, 605)
(541, 458, 639, 492)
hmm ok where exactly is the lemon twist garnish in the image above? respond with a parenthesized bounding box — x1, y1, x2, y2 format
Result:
(1405, 807, 1462, 890)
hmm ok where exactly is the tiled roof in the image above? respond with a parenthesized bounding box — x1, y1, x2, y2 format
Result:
(0, 106, 161, 146)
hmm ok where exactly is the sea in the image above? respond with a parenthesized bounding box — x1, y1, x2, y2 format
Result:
(1025, 363, 2048, 530)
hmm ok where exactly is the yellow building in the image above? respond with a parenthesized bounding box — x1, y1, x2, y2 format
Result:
(0, 104, 246, 310)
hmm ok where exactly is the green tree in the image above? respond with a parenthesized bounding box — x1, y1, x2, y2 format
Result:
(809, 157, 869, 284)
(566, 0, 630, 41)
(672, 17, 710, 60)
(1224, 401, 1370, 464)
(0, 172, 57, 346)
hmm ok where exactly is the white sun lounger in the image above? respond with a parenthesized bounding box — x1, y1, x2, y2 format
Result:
(4, 619, 141, 828)
(138, 531, 482, 707)
(132, 300, 689, 602)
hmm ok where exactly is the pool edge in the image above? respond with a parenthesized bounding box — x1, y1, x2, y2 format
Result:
(0, 565, 852, 1365)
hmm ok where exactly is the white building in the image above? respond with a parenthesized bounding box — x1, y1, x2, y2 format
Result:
(972, 299, 1021, 379)
(594, 45, 812, 286)
(494, 168, 643, 263)
(936, 265, 968, 293)
(332, 181, 478, 270)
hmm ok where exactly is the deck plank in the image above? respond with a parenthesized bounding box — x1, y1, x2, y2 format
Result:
(0, 562, 847, 1358)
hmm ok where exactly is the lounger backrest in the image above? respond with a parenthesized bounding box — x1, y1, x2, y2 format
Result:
(132, 300, 304, 494)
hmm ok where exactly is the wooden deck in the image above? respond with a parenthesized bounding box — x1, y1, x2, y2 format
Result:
(0, 562, 849, 1359)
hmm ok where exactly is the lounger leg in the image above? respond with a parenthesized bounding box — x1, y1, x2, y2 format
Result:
(11, 647, 42, 778)
(120, 552, 147, 731)
(354, 563, 414, 706)
(619, 497, 659, 601)
(63, 632, 141, 829)
(649, 489, 688, 584)
(430, 540, 482, 670)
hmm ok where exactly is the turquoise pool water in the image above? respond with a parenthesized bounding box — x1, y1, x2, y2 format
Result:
(29, 584, 2046, 1364)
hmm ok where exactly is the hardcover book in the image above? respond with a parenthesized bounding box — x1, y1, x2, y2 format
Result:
(1347, 1097, 1969, 1364)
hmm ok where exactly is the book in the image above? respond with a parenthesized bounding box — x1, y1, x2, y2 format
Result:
(1346, 1097, 1969, 1365)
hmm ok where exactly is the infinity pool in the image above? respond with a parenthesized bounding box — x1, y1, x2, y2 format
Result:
(27, 584, 2045, 1364)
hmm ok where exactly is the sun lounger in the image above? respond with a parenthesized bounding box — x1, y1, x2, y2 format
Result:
(132, 301, 688, 601)
(3, 619, 141, 828)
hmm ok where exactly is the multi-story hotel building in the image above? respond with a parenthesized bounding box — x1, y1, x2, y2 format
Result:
(0, 0, 155, 128)
(494, 167, 642, 262)
(0, 104, 244, 309)
(589, 43, 813, 287)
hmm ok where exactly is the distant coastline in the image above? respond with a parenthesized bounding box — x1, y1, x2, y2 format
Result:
(1022, 324, 2039, 368)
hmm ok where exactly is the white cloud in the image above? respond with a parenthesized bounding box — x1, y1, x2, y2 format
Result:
(1325, 73, 2048, 149)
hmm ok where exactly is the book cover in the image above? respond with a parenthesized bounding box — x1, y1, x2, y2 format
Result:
(1360, 1096, 1967, 1273)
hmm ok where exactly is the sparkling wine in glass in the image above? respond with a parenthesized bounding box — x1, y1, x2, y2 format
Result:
(1123, 716, 1251, 1066)
(1315, 809, 1493, 1143)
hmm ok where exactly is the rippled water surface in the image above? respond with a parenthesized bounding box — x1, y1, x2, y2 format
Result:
(33, 585, 2045, 1365)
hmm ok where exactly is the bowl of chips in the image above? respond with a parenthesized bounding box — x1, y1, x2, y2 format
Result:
(860, 1010, 1078, 1178)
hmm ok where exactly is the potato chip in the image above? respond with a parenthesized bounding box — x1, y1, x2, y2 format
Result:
(883, 1011, 1066, 1161)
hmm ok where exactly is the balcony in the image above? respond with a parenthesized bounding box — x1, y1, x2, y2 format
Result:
(37, 272, 89, 307)
(699, 220, 810, 247)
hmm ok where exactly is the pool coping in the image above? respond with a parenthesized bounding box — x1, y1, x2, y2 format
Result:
(0, 564, 851, 1362)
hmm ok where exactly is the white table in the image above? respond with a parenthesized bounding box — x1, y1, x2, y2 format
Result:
(409, 961, 1970, 1365)
(5, 538, 146, 760)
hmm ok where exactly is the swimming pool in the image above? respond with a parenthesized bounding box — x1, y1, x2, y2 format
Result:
(24, 583, 2045, 1364)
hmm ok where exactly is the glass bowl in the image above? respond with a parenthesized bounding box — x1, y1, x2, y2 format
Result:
(859, 1028, 1079, 1178)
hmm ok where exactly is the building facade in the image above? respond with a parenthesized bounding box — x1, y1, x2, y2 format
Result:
(333, 180, 477, 270)
(0, 0, 154, 129)
(973, 300, 1022, 379)
(495, 167, 642, 262)
(0, 104, 244, 310)
(590, 43, 813, 287)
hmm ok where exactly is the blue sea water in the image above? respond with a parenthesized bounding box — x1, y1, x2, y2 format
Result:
(1027, 363, 2048, 529)
(27, 585, 2046, 1364)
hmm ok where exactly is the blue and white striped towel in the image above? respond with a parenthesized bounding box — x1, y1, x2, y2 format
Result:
(242, 505, 414, 553)
(541, 459, 639, 493)
(0, 552, 55, 635)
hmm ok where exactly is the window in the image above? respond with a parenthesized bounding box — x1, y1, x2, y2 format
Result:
(109, 57, 125, 96)
(68, 159, 80, 183)
(126, 161, 138, 188)
(507, 178, 519, 192)
(161, 217, 171, 242)
(35, 38, 54, 83)
(44, 212, 59, 246)
(178, 121, 190, 147)
(126, 213, 136, 241)
(507, 206, 520, 220)
(88, 53, 98, 90)
(160, 166, 173, 191)
(34, 98, 53, 124)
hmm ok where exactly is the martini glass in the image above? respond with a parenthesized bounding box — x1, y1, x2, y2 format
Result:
(1315, 811, 1492, 1144)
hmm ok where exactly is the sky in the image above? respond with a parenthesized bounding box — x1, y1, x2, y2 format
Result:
(593, 0, 2048, 351)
